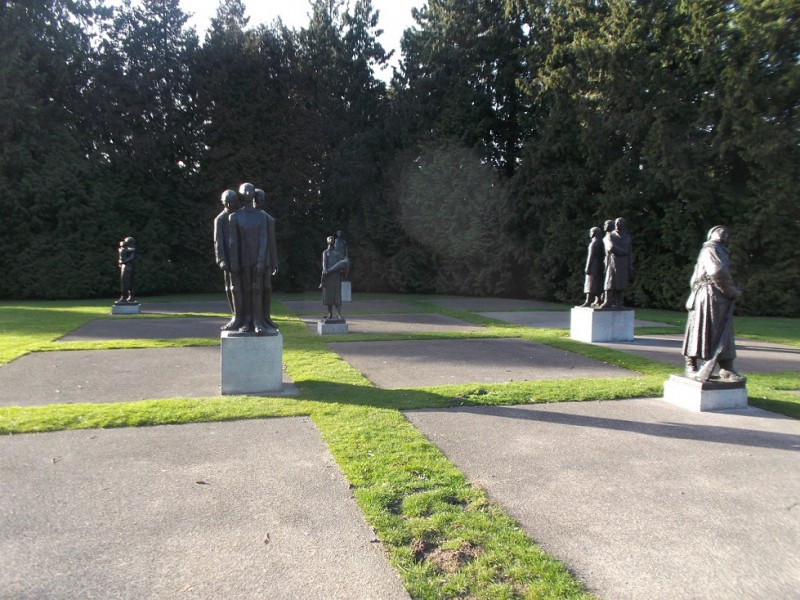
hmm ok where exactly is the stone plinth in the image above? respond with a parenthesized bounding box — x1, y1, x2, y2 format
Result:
(112, 302, 141, 315)
(341, 281, 352, 302)
(318, 319, 348, 335)
(220, 332, 283, 394)
(570, 307, 634, 343)
(662, 374, 748, 412)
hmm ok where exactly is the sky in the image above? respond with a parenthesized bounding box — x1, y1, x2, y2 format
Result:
(180, 0, 426, 80)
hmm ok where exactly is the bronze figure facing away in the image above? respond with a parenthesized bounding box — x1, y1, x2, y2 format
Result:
(599, 217, 633, 309)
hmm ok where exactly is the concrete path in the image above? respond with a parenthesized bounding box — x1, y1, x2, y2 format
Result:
(329, 338, 638, 389)
(300, 313, 487, 335)
(426, 297, 567, 311)
(58, 317, 226, 342)
(406, 399, 800, 599)
(598, 334, 800, 374)
(479, 311, 667, 329)
(282, 300, 417, 314)
(0, 347, 296, 406)
(0, 418, 409, 599)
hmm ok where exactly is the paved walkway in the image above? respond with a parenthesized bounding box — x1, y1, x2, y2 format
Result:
(0, 419, 408, 599)
(3, 297, 799, 598)
(406, 400, 800, 599)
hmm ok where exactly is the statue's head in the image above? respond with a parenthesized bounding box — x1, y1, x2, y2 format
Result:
(221, 189, 237, 210)
(614, 217, 626, 231)
(254, 188, 266, 209)
(604, 219, 614, 232)
(238, 182, 255, 204)
(124, 237, 136, 248)
(327, 235, 334, 245)
(336, 230, 343, 237)
(590, 226, 601, 238)
(707, 225, 730, 244)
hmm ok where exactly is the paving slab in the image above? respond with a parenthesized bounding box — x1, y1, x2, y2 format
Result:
(598, 334, 800, 374)
(0, 347, 295, 406)
(141, 301, 231, 315)
(59, 317, 226, 341)
(0, 419, 409, 599)
(283, 299, 418, 315)
(300, 313, 486, 335)
(479, 311, 667, 329)
(406, 399, 800, 599)
(329, 338, 638, 389)
(428, 297, 567, 311)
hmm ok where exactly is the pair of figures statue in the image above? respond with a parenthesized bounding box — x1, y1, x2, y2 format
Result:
(581, 217, 633, 309)
(115, 237, 137, 305)
(320, 231, 349, 320)
(214, 183, 279, 335)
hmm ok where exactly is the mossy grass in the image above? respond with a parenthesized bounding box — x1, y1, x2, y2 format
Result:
(1, 294, 798, 598)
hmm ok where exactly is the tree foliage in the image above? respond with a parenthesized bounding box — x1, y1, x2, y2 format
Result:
(0, 0, 797, 315)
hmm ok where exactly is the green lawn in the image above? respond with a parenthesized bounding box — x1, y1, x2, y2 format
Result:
(1, 293, 798, 598)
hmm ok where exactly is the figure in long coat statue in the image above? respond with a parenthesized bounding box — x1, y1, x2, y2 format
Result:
(320, 235, 349, 320)
(682, 225, 744, 382)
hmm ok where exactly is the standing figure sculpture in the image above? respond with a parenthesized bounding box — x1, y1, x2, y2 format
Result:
(682, 226, 744, 382)
(333, 230, 350, 280)
(320, 235, 349, 320)
(580, 227, 605, 307)
(254, 188, 279, 329)
(215, 189, 239, 328)
(116, 237, 137, 304)
(600, 218, 633, 308)
(226, 182, 278, 335)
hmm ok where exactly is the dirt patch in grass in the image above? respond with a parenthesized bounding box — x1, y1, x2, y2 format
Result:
(413, 539, 480, 573)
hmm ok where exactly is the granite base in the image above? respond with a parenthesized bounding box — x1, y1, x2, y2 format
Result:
(220, 332, 283, 394)
(318, 319, 348, 335)
(662, 374, 748, 412)
(570, 306, 634, 343)
(111, 303, 141, 315)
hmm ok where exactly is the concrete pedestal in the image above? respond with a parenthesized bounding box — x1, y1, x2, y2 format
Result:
(318, 319, 348, 335)
(341, 281, 352, 302)
(112, 303, 141, 315)
(220, 332, 283, 394)
(570, 307, 634, 343)
(663, 374, 748, 412)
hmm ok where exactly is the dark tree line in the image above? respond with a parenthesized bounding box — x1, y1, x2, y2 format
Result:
(1, 0, 797, 315)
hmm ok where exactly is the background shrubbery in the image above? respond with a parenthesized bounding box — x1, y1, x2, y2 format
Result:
(1, 0, 797, 315)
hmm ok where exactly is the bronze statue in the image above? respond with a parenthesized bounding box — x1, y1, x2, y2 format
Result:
(215, 189, 239, 328)
(682, 226, 744, 382)
(115, 237, 136, 304)
(254, 188, 279, 330)
(334, 230, 350, 280)
(223, 182, 278, 335)
(600, 217, 633, 309)
(320, 235, 349, 320)
(580, 226, 605, 307)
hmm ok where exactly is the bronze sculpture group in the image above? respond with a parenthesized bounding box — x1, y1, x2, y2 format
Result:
(320, 234, 350, 320)
(580, 217, 633, 309)
(214, 183, 279, 335)
(115, 236, 137, 304)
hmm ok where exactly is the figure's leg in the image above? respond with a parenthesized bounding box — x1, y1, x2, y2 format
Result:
(580, 294, 592, 307)
(222, 272, 244, 330)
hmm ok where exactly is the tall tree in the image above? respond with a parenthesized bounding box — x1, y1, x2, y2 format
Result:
(0, 0, 112, 298)
(92, 0, 207, 294)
